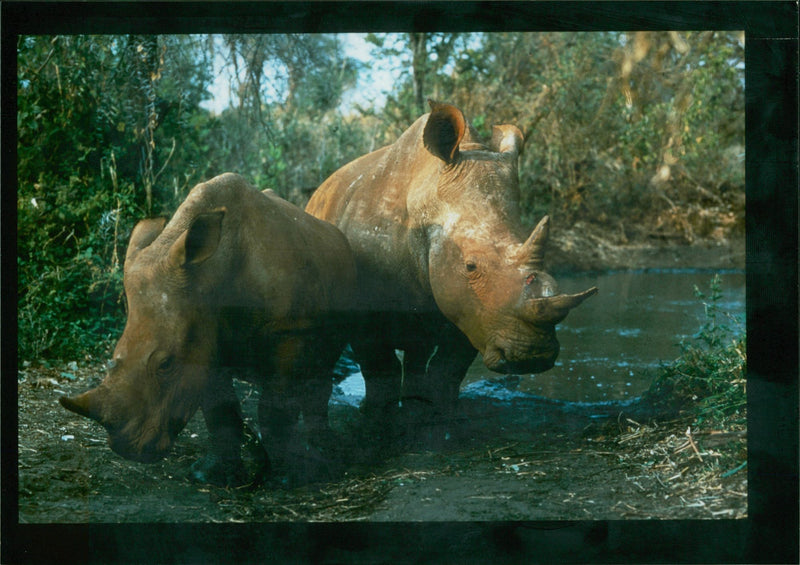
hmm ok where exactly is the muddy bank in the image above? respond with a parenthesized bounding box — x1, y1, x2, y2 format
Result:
(547, 223, 744, 274)
(18, 361, 747, 525)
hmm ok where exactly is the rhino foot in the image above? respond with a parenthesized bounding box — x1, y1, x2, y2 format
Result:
(360, 397, 461, 451)
(189, 453, 251, 487)
(267, 441, 344, 489)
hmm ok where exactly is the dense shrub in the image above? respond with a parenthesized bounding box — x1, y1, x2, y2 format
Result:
(17, 35, 216, 359)
(646, 275, 747, 426)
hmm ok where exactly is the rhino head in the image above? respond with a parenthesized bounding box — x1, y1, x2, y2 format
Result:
(420, 101, 597, 374)
(60, 211, 225, 462)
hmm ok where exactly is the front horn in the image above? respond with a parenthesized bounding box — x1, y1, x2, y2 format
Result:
(59, 388, 103, 423)
(523, 286, 598, 325)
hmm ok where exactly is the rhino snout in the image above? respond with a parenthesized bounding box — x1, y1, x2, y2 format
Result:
(483, 339, 560, 375)
(487, 354, 558, 375)
(102, 413, 184, 463)
(107, 429, 174, 463)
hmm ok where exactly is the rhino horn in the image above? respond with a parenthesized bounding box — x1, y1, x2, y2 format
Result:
(523, 286, 598, 325)
(520, 215, 550, 267)
(59, 388, 104, 423)
(491, 125, 524, 156)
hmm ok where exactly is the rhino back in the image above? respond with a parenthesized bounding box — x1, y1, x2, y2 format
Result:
(306, 117, 442, 311)
(143, 173, 354, 321)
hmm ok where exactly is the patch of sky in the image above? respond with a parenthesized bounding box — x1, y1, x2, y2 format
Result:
(201, 33, 402, 116)
(201, 33, 487, 116)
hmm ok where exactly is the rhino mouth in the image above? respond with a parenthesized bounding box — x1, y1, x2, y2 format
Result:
(105, 421, 183, 464)
(483, 342, 560, 375)
(487, 355, 557, 375)
(102, 412, 190, 463)
(108, 437, 168, 463)
(108, 436, 172, 463)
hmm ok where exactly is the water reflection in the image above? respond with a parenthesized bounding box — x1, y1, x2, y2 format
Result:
(463, 270, 746, 403)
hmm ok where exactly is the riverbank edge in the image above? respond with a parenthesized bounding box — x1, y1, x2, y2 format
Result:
(547, 227, 745, 275)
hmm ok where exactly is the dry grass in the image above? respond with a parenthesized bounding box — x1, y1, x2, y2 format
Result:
(199, 467, 443, 522)
(608, 415, 747, 519)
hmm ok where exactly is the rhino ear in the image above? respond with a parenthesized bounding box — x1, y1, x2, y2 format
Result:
(169, 209, 226, 267)
(491, 125, 524, 156)
(424, 100, 466, 164)
(126, 218, 167, 262)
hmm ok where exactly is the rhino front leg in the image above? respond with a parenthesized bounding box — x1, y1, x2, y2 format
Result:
(401, 323, 476, 443)
(298, 375, 333, 439)
(190, 371, 249, 486)
(420, 334, 476, 415)
(298, 374, 343, 481)
(257, 377, 301, 485)
(404, 316, 476, 408)
(351, 342, 403, 423)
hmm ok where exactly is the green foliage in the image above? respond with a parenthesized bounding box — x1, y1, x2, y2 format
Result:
(364, 31, 744, 235)
(17, 32, 745, 362)
(647, 275, 746, 426)
(17, 35, 217, 359)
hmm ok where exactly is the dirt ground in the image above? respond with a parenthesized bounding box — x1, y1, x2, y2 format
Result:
(18, 360, 747, 525)
(14, 240, 750, 563)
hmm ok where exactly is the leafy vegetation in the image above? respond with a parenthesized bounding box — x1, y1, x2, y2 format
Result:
(646, 275, 747, 426)
(16, 32, 744, 361)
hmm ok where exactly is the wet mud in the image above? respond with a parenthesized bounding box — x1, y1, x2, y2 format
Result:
(18, 362, 746, 524)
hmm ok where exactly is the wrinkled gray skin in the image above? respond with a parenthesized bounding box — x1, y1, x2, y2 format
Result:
(60, 173, 356, 485)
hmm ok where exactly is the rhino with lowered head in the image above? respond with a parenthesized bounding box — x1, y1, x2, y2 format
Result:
(306, 101, 596, 424)
(60, 173, 356, 485)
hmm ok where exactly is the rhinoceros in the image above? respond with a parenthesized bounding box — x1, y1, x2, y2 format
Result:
(306, 101, 596, 423)
(60, 173, 356, 485)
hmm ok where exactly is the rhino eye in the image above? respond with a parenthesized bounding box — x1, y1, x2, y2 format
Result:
(156, 355, 176, 377)
(465, 261, 478, 272)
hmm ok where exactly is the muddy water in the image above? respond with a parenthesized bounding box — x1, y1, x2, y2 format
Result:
(464, 269, 746, 402)
(336, 270, 745, 405)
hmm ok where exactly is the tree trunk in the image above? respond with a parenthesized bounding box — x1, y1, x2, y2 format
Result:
(409, 33, 427, 115)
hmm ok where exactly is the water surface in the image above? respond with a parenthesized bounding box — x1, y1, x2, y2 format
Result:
(463, 270, 745, 402)
(335, 270, 745, 405)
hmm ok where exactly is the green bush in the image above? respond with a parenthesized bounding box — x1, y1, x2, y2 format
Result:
(646, 274, 747, 426)
(16, 36, 214, 360)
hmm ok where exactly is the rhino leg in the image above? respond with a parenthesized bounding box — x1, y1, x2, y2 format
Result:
(351, 342, 403, 420)
(400, 325, 476, 444)
(257, 380, 300, 484)
(402, 316, 475, 411)
(190, 371, 249, 487)
(349, 312, 407, 419)
(256, 378, 336, 486)
(421, 330, 476, 414)
(296, 374, 343, 482)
